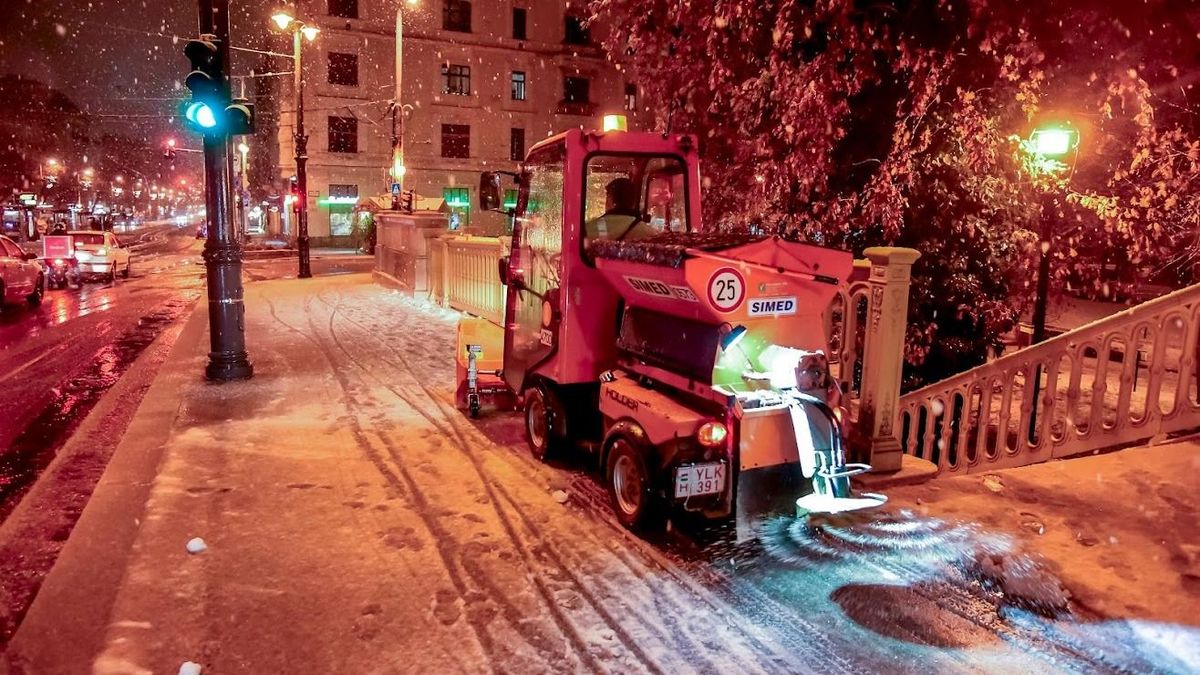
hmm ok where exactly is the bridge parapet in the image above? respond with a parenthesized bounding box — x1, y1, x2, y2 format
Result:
(899, 283, 1200, 475)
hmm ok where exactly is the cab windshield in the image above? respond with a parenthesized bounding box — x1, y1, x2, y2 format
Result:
(582, 154, 688, 248)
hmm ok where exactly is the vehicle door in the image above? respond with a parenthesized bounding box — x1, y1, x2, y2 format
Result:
(107, 233, 129, 265)
(502, 141, 565, 392)
(0, 236, 32, 295)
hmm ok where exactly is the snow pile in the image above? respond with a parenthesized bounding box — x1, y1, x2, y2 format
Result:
(587, 231, 766, 268)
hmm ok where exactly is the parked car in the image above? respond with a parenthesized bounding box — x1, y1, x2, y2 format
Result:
(71, 230, 131, 281)
(0, 234, 43, 307)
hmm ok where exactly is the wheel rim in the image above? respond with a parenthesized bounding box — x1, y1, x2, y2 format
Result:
(611, 446, 643, 517)
(527, 395, 547, 450)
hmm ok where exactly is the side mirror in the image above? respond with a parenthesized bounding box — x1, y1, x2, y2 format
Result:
(479, 172, 502, 212)
(498, 255, 510, 285)
(24, 252, 38, 261)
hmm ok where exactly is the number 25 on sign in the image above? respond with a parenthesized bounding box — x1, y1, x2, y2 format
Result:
(707, 267, 745, 312)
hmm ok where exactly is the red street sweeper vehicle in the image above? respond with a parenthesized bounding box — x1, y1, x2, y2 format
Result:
(460, 123, 885, 537)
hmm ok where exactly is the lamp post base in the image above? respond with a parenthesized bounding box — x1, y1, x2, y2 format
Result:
(206, 351, 254, 381)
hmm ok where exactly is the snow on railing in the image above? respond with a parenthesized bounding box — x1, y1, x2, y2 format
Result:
(899, 283, 1200, 474)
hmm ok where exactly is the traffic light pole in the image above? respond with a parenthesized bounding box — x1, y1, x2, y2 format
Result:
(198, 0, 253, 381)
(293, 28, 312, 279)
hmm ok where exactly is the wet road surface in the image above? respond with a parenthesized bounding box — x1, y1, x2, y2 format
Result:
(0, 221, 205, 517)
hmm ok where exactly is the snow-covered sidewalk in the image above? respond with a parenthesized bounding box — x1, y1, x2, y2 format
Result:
(7, 274, 1198, 674)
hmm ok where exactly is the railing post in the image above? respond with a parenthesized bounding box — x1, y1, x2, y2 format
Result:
(856, 246, 921, 472)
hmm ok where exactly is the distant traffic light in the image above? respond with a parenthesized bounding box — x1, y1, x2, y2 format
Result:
(164, 138, 178, 160)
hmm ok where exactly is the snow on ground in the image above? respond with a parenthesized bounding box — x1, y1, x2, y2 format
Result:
(70, 275, 1200, 674)
(886, 441, 1200, 627)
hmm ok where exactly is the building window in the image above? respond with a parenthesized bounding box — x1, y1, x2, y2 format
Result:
(328, 116, 357, 153)
(442, 64, 471, 96)
(624, 83, 637, 111)
(441, 124, 470, 158)
(443, 187, 470, 229)
(443, 0, 471, 32)
(512, 7, 527, 40)
(327, 184, 358, 235)
(510, 128, 525, 161)
(563, 76, 590, 103)
(564, 15, 590, 44)
(328, 52, 358, 86)
(327, 0, 357, 19)
(511, 71, 526, 101)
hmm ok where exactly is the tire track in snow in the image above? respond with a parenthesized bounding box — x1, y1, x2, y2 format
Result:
(305, 289, 594, 673)
(265, 292, 507, 672)
(315, 287, 662, 674)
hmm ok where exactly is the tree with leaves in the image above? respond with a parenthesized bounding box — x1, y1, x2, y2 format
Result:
(591, 0, 1200, 389)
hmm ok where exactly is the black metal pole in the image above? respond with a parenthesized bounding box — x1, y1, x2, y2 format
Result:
(1027, 194, 1055, 442)
(199, 0, 253, 381)
(293, 29, 312, 279)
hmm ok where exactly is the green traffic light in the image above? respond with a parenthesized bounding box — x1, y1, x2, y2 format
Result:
(186, 101, 218, 129)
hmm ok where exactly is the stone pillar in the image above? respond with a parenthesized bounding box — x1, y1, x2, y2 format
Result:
(856, 247, 921, 472)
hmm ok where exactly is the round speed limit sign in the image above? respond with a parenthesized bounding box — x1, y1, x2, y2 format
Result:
(707, 267, 746, 312)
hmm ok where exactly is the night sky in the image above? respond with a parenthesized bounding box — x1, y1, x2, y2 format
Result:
(0, 0, 276, 143)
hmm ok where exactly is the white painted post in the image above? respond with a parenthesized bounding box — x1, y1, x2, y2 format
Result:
(856, 247, 921, 472)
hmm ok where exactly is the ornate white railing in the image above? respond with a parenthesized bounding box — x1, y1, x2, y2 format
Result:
(429, 235, 509, 325)
(826, 261, 873, 402)
(899, 284, 1200, 474)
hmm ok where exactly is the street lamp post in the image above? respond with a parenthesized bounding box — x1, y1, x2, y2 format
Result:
(272, 12, 319, 279)
(1026, 127, 1079, 345)
(237, 141, 250, 239)
(1023, 125, 1079, 443)
(391, 0, 417, 210)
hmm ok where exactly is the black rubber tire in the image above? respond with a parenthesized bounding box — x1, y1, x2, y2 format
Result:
(524, 385, 567, 462)
(606, 436, 665, 532)
(26, 275, 43, 306)
(107, 264, 117, 283)
(121, 262, 130, 278)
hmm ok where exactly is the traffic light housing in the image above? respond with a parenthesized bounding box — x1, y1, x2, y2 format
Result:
(184, 35, 224, 133)
(182, 34, 254, 137)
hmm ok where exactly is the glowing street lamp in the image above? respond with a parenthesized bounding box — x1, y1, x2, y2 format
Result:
(1029, 127, 1076, 157)
(271, 9, 321, 278)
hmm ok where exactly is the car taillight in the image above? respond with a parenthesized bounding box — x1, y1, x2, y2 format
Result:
(697, 421, 728, 448)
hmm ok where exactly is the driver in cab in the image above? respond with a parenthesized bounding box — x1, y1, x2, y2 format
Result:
(586, 177, 655, 242)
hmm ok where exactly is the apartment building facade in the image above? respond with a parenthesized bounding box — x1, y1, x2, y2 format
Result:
(276, 0, 646, 241)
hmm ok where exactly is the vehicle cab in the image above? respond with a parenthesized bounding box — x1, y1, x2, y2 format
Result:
(482, 127, 702, 416)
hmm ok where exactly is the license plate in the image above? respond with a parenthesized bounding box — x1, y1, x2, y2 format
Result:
(674, 462, 726, 498)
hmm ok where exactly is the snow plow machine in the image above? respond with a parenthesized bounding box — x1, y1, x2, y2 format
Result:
(460, 123, 885, 539)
